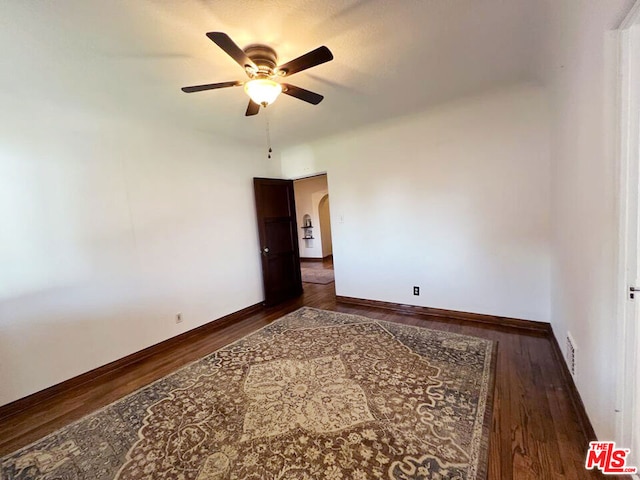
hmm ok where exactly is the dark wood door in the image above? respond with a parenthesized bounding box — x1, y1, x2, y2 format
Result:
(253, 177, 303, 306)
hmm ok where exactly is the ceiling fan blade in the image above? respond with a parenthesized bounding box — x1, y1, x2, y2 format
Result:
(281, 84, 324, 105)
(245, 99, 260, 116)
(181, 81, 241, 93)
(276, 46, 333, 77)
(206, 32, 257, 74)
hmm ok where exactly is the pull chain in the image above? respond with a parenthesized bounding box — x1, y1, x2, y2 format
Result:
(265, 108, 273, 159)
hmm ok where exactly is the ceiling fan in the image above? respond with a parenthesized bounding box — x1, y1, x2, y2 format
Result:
(181, 32, 334, 116)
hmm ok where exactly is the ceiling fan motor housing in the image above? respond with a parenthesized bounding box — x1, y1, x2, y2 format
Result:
(244, 44, 279, 77)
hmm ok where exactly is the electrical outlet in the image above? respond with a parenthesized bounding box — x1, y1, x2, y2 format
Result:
(176, 312, 183, 324)
(413, 286, 420, 296)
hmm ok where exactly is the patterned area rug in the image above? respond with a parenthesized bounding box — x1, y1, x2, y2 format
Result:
(2, 307, 496, 480)
(301, 268, 335, 284)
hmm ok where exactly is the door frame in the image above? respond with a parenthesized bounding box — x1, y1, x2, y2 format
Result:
(292, 172, 334, 259)
(615, 0, 640, 459)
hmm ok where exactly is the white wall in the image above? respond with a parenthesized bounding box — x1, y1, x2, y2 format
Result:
(293, 175, 329, 259)
(282, 84, 551, 322)
(0, 102, 266, 406)
(535, 0, 635, 441)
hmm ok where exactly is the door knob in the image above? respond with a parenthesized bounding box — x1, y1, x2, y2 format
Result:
(262, 247, 270, 256)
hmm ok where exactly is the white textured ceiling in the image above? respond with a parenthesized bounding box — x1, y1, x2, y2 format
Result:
(0, 0, 542, 147)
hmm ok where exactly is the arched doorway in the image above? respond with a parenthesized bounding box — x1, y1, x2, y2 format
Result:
(318, 194, 333, 258)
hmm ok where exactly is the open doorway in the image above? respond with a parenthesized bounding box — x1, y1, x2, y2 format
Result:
(293, 174, 335, 287)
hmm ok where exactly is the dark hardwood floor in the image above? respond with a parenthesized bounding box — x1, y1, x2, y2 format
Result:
(0, 276, 624, 479)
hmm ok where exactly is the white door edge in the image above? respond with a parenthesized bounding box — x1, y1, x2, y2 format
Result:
(615, 0, 640, 465)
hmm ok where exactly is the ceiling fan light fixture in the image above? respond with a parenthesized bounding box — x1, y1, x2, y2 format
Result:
(244, 78, 282, 107)
(182, 33, 333, 116)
